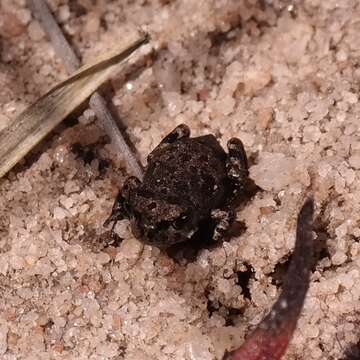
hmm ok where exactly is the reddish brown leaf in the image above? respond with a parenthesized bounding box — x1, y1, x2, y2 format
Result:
(224, 198, 314, 360)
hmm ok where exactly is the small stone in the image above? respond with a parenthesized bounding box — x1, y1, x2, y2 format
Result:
(260, 206, 273, 215)
(334, 174, 346, 194)
(186, 100, 204, 114)
(217, 278, 232, 294)
(342, 90, 358, 104)
(318, 162, 332, 177)
(185, 329, 213, 360)
(0, 255, 8, 275)
(53, 206, 69, 220)
(96, 342, 119, 357)
(157, 254, 175, 275)
(250, 152, 296, 191)
(214, 95, 236, 116)
(9, 254, 25, 270)
(331, 251, 347, 265)
(198, 88, 210, 101)
(0, 12, 25, 38)
(163, 91, 184, 117)
(307, 325, 319, 339)
(40, 64, 52, 76)
(17, 9, 32, 25)
(156, 296, 187, 319)
(0, 324, 8, 355)
(36, 153, 52, 171)
(113, 220, 132, 238)
(28, 21, 45, 41)
(78, 203, 90, 214)
(112, 313, 122, 329)
(342, 168, 355, 185)
(96, 252, 111, 265)
(17, 287, 33, 300)
(7, 331, 18, 351)
(64, 181, 80, 195)
(257, 107, 273, 129)
(350, 243, 360, 257)
(54, 145, 68, 164)
(85, 12, 100, 34)
(243, 69, 272, 95)
(153, 60, 181, 93)
(336, 49, 348, 62)
(58, 5, 70, 23)
(335, 222, 348, 238)
(353, 228, 360, 237)
(52, 342, 64, 353)
(349, 153, 360, 169)
(17, 177, 32, 193)
(340, 270, 358, 290)
(60, 197, 74, 210)
(79, 109, 96, 125)
(303, 125, 321, 143)
(116, 238, 143, 265)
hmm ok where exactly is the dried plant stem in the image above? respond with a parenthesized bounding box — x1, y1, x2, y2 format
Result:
(28, 0, 145, 179)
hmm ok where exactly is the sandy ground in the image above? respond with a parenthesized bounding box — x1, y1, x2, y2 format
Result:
(1, 0, 360, 359)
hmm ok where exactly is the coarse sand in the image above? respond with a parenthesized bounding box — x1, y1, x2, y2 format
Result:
(1, 0, 360, 359)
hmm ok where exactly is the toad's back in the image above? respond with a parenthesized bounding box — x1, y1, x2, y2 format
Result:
(142, 135, 229, 212)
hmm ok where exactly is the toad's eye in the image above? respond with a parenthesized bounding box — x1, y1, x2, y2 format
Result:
(173, 214, 189, 230)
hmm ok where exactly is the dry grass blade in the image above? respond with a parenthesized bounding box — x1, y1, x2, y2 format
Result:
(0, 33, 148, 179)
(29, 0, 145, 179)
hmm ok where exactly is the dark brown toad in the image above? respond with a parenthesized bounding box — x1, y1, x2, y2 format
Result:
(105, 124, 249, 248)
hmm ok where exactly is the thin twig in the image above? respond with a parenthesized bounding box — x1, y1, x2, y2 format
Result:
(28, 0, 145, 179)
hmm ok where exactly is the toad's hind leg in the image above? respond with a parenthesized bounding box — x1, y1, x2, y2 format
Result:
(227, 138, 249, 181)
(104, 176, 140, 230)
(226, 138, 250, 200)
(211, 208, 236, 241)
(148, 124, 190, 161)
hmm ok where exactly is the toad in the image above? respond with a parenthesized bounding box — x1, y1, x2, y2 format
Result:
(105, 124, 249, 248)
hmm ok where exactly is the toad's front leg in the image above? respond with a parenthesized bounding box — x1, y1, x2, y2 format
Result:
(104, 176, 141, 230)
(211, 208, 236, 241)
